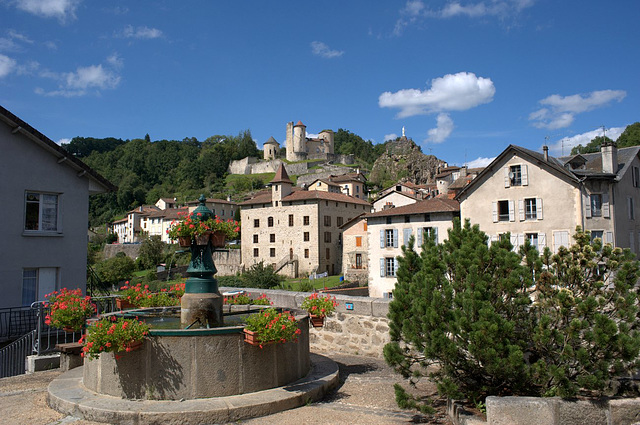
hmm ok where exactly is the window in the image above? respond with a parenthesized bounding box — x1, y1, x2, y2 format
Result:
(304, 232, 310, 241)
(270, 234, 275, 243)
(253, 234, 258, 243)
(355, 236, 362, 247)
(288, 214, 294, 226)
(22, 269, 37, 305)
(22, 267, 58, 306)
(591, 194, 602, 217)
(253, 219, 260, 228)
(355, 254, 362, 268)
(498, 200, 510, 221)
(253, 248, 259, 257)
(524, 198, 537, 220)
(324, 232, 331, 243)
(629, 197, 635, 220)
(380, 257, 397, 277)
(526, 233, 538, 250)
(590, 230, 604, 243)
(25, 192, 59, 232)
(303, 216, 310, 225)
(386, 216, 392, 224)
(304, 249, 309, 258)
(326, 248, 330, 259)
(633, 166, 640, 187)
(268, 217, 274, 227)
(324, 216, 331, 226)
(337, 217, 343, 227)
(381, 229, 398, 248)
(270, 248, 276, 257)
(504, 164, 528, 187)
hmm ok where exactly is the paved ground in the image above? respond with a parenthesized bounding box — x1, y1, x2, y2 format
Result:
(0, 353, 453, 425)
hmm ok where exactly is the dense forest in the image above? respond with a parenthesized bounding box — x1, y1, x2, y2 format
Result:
(66, 128, 384, 227)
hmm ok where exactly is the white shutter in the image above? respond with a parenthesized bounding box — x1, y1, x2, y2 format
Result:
(585, 195, 592, 218)
(603, 193, 610, 218)
(504, 167, 511, 188)
(522, 165, 528, 186)
(508, 200, 515, 222)
(380, 230, 385, 248)
(492, 202, 498, 222)
(380, 258, 385, 277)
(605, 231, 613, 244)
(538, 233, 546, 250)
(518, 200, 525, 221)
(536, 198, 543, 220)
(510, 234, 518, 251)
(394, 258, 399, 275)
(393, 229, 399, 248)
(403, 228, 412, 247)
(433, 227, 439, 244)
(417, 228, 423, 246)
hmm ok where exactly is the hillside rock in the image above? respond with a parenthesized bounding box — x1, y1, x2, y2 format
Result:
(369, 137, 447, 187)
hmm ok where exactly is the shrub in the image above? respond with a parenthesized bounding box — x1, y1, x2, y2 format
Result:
(224, 293, 271, 305)
(384, 219, 640, 413)
(95, 255, 135, 286)
(241, 261, 284, 289)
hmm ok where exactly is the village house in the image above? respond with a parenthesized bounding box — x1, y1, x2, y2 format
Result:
(240, 164, 370, 277)
(456, 143, 640, 254)
(340, 213, 368, 285)
(0, 105, 114, 308)
(365, 198, 460, 298)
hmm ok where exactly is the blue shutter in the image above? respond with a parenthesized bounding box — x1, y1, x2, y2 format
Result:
(403, 228, 412, 246)
(393, 229, 398, 248)
(433, 227, 438, 244)
(380, 258, 385, 277)
(417, 228, 423, 246)
(380, 230, 385, 248)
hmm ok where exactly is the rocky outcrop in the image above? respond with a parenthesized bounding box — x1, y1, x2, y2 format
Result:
(369, 137, 446, 187)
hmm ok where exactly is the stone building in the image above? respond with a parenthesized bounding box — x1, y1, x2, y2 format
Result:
(240, 164, 371, 277)
(263, 136, 279, 160)
(285, 120, 334, 162)
(340, 214, 368, 285)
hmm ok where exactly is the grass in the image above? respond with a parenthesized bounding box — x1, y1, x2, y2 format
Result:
(283, 275, 344, 291)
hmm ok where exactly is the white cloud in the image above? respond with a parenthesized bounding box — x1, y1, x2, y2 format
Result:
(0, 29, 34, 51)
(0, 38, 19, 52)
(384, 133, 398, 141)
(310, 41, 344, 59)
(117, 25, 163, 39)
(467, 156, 496, 168)
(426, 113, 454, 143)
(57, 137, 71, 145)
(107, 52, 123, 69)
(14, 0, 81, 22)
(379, 72, 495, 118)
(7, 30, 33, 44)
(393, 0, 535, 35)
(529, 90, 627, 130)
(547, 126, 626, 156)
(44, 40, 57, 50)
(0, 54, 17, 78)
(16, 60, 39, 75)
(36, 57, 122, 97)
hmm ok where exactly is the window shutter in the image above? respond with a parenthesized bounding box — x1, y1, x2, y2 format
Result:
(585, 196, 592, 218)
(504, 167, 511, 188)
(518, 200, 524, 221)
(605, 231, 613, 244)
(492, 202, 498, 222)
(393, 229, 399, 248)
(633, 167, 638, 187)
(522, 165, 528, 186)
(518, 234, 525, 249)
(538, 233, 546, 249)
(536, 198, 543, 220)
(433, 227, 438, 244)
(508, 200, 515, 222)
(403, 228, 412, 247)
(417, 228, 423, 246)
(603, 193, 610, 218)
(510, 234, 518, 250)
(394, 258, 399, 275)
(380, 230, 385, 248)
(380, 258, 385, 277)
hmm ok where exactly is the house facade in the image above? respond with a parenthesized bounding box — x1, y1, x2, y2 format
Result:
(340, 214, 368, 285)
(0, 106, 114, 308)
(240, 165, 370, 277)
(372, 190, 419, 212)
(366, 198, 460, 298)
(456, 143, 640, 254)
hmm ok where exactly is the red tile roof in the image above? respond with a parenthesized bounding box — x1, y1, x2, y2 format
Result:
(365, 198, 459, 218)
(240, 187, 371, 206)
(271, 163, 293, 184)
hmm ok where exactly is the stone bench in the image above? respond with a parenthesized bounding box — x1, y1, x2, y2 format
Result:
(55, 342, 83, 372)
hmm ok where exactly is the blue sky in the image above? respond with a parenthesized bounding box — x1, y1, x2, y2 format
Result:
(1, 0, 638, 168)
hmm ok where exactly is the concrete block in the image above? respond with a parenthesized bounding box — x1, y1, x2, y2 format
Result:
(551, 398, 608, 425)
(334, 295, 373, 316)
(609, 398, 640, 425)
(486, 396, 554, 425)
(59, 351, 83, 372)
(371, 299, 390, 317)
(26, 354, 59, 373)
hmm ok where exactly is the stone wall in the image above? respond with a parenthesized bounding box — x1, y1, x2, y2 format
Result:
(103, 243, 140, 260)
(212, 249, 243, 276)
(219, 287, 391, 358)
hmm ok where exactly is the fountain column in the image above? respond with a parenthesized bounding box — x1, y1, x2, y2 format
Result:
(180, 195, 223, 327)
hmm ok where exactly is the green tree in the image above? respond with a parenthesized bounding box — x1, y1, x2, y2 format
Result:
(137, 235, 166, 270)
(241, 261, 284, 289)
(94, 253, 136, 286)
(570, 135, 614, 155)
(617, 122, 640, 148)
(384, 220, 640, 413)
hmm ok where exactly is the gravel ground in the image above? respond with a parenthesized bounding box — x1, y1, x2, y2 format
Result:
(0, 354, 453, 425)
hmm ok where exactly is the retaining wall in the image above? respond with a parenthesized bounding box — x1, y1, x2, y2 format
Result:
(219, 287, 390, 358)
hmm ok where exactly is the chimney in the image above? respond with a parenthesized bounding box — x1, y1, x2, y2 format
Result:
(543, 145, 549, 161)
(601, 141, 618, 174)
(460, 166, 467, 177)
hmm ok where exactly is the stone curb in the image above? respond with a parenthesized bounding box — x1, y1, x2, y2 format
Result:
(47, 353, 339, 425)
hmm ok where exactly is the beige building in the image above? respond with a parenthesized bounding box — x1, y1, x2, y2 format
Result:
(263, 136, 279, 160)
(372, 190, 419, 212)
(240, 165, 371, 277)
(340, 214, 368, 285)
(456, 143, 640, 254)
(308, 178, 342, 194)
(365, 198, 460, 298)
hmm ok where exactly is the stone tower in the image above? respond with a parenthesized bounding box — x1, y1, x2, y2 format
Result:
(318, 129, 334, 154)
(270, 163, 293, 207)
(263, 136, 279, 160)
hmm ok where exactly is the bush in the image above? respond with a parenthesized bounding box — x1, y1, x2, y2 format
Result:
(95, 255, 136, 286)
(137, 235, 165, 270)
(241, 262, 284, 289)
(384, 219, 640, 412)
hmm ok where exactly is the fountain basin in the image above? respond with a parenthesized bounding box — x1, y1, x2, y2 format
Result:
(82, 307, 311, 400)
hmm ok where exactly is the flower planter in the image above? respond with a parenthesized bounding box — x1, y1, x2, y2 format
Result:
(210, 231, 226, 248)
(63, 327, 78, 333)
(195, 232, 211, 245)
(116, 298, 136, 310)
(243, 329, 265, 346)
(178, 236, 192, 247)
(123, 340, 143, 352)
(309, 314, 325, 328)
